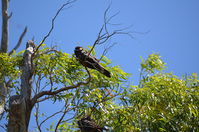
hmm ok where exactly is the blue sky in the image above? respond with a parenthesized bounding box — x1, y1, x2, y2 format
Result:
(8, 0, 199, 79)
(1, 0, 199, 131)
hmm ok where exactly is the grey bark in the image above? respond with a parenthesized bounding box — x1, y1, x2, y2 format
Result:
(0, 83, 7, 115)
(8, 41, 35, 132)
(1, 0, 9, 53)
(0, 0, 9, 116)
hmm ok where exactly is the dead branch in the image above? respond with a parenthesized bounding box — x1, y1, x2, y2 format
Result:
(33, 0, 77, 56)
(99, 42, 117, 61)
(9, 26, 27, 55)
(88, 4, 134, 60)
(1, 0, 9, 53)
(21, 40, 35, 99)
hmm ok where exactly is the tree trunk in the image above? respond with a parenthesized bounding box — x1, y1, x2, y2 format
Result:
(1, 0, 9, 53)
(8, 95, 32, 132)
(8, 41, 35, 132)
(0, 0, 9, 116)
(0, 82, 7, 115)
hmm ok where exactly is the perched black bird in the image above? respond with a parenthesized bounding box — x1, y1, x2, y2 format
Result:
(78, 116, 108, 132)
(74, 46, 111, 78)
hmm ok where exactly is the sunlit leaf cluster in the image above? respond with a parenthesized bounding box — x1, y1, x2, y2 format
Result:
(126, 73, 199, 131)
(95, 55, 199, 132)
(141, 54, 166, 74)
(0, 52, 22, 80)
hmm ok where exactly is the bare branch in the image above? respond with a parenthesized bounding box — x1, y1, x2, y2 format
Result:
(88, 4, 133, 59)
(37, 103, 75, 131)
(9, 26, 27, 55)
(39, 110, 63, 129)
(106, 11, 120, 25)
(55, 103, 70, 131)
(35, 102, 69, 131)
(88, 4, 114, 56)
(87, 25, 104, 57)
(1, 0, 9, 53)
(0, 124, 6, 131)
(99, 42, 117, 62)
(33, 0, 77, 56)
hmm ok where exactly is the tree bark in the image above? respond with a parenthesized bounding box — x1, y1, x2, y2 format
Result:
(0, 83, 7, 115)
(8, 41, 35, 132)
(1, 0, 9, 53)
(0, 0, 9, 116)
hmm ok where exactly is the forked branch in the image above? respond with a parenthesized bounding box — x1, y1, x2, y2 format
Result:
(88, 4, 133, 57)
(31, 66, 91, 106)
(34, 0, 77, 55)
(99, 42, 117, 61)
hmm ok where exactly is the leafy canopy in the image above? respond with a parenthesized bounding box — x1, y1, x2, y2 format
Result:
(1, 47, 198, 131)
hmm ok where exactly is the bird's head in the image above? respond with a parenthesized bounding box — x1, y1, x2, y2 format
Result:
(75, 46, 83, 51)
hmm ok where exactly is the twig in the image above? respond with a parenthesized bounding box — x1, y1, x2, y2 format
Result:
(0, 124, 6, 131)
(60, 113, 77, 123)
(55, 103, 70, 131)
(9, 26, 27, 55)
(87, 25, 104, 57)
(99, 42, 117, 62)
(35, 103, 42, 132)
(33, 75, 46, 95)
(88, 4, 133, 59)
(39, 110, 63, 129)
(33, 0, 77, 56)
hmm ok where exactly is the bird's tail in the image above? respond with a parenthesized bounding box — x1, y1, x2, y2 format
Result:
(100, 67, 111, 78)
(94, 63, 111, 78)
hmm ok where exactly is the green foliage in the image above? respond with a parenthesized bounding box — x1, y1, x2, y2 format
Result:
(96, 54, 199, 132)
(2, 45, 198, 131)
(126, 73, 199, 131)
(0, 52, 22, 92)
(140, 54, 166, 74)
(31, 50, 199, 131)
(0, 52, 22, 80)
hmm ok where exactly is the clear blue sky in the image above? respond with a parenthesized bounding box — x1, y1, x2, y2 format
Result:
(1, 0, 199, 131)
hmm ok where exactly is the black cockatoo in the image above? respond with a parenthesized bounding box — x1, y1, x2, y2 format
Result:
(78, 116, 108, 132)
(74, 46, 111, 78)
